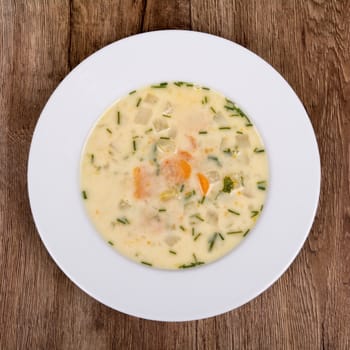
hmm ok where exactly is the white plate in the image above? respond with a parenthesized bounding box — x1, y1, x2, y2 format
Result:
(28, 30, 320, 321)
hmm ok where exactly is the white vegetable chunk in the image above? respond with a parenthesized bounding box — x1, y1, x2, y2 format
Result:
(236, 134, 250, 148)
(144, 93, 159, 104)
(135, 107, 152, 124)
(153, 117, 169, 132)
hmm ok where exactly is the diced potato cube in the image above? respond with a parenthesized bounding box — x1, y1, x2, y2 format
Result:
(153, 117, 169, 132)
(135, 107, 152, 124)
(144, 93, 158, 104)
(236, 134, 250, 148)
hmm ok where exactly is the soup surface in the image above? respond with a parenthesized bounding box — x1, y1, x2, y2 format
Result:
(80, 82, 268, 269)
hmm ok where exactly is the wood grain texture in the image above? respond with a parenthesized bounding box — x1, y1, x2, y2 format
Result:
(1, 0, 349, 349)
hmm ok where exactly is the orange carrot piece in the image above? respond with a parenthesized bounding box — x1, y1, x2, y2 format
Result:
(133, 166, 148, 199)
(187, 135, 197, 150)
(178, 150, 192, 160)
(179, 159, 192, 179)
(197, 173, 210, 195)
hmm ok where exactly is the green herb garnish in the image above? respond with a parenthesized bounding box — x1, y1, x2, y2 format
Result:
(254, 148, 265, 153)
(129, 90, 136, 95)
(218, 233, 225, 240)
(108, 240, 114, 246)
(169, 250, 177, 255)
(191, 214, 204, 222)
(199, 131, 208, 134)
(160, 136, 170, 140)
(158, 208, 166, 212)
(151, 82, 168, 88)
(133, 139, 137, 152)
(179, 225, 186, 231)
(251, 210, 259, 218)
(82, 190, 88, 199)
(222, 176, 234, 193)
(210, 106, 216, 113)
(106, 128, 112, 134)
(180, 184, 185, 192)
(117, 217, 130, 225)
(243, 229, 250, 237)
(90, 154, 94, 163)
(227, 230, 243, 235)
(219, 126, 231, 130)
(145, 128, 153, 133)
(257, 181, 267, 191)
(228, 209, 240, 215)
(194, 233, 202, 241)
(162, 113, 172, 118)
(141, 261, 152, 266)
(208, 233, 218, 251)
(117, 111, 121, 124)
(202, 86, 210, 90)
(208, 155, 222, 167)
(136, 97, 142, 107)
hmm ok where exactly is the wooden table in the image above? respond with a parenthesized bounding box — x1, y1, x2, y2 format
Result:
(1, 1, 349, 348)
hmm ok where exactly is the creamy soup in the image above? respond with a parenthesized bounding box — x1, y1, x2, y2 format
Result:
(80, 82, 268, 269)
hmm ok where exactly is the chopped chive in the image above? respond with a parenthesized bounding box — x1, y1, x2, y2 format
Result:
(240, 176, 245, 186)
(223, 148, 232, 155)
(224, 105, 235, 111)
(185, 83, 193, 87)
(158, 208, 166, 212)
(174, 81, 184, 87)
(185, 190, 195, 199)
(254, 148, 265, 153)
(192, 227, 195, 236)
(243, 229, 250, 237)
(151, 82, 168, 88)
(201, 96, 208, 104)
(162, 113, 172, 118)
(225, 98, 234, 104)
(202, 86, 210, 90)
(169, 250, 177, 255)
(106, 128, 112, 134)
(219, 126, 231, 130)
(145, 128, 153, 133)
(227, 230, 243, 235)
(194, 233, 202, 241)
(191, 214, 204, 222)
(129, 90, 136, 95)
(200, 196, 206, 204)
(260, 204, 264, 211)
(251, 210, 259, 218)
(108, 240, 114, 246)
(136, 97, 142, 107)
(210, 106, 216, 113)
(207, 155, 222, 167)
(180, 184, 185, 192)
(82, 190, 88, 199)
(236, 131, 243, 134)
(90, 154, 94, 163)
(257, 181, 267, 191)
(117, 217, 130, 225)
(160, 136, 170, 140)
(208, 233, 218, 251)
(133, 139, 137, 152)
(218, 233, 225, 240)
(117, 111, 120, 124)
(199, 131, 208, 134)
(141, 261, 152, 266)
(178, 261, 204, 269)
(228, 209, 240, 215)
(179, 225, 186, 231)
